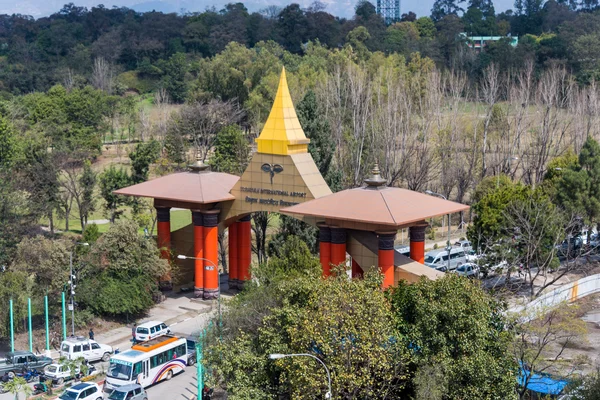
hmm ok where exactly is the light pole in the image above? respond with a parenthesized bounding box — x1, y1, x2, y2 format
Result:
(269, 353, 332, 399)
(425, 190, 451, 272)
(69, 242, 89, 336)
(176, 255, 221, 327)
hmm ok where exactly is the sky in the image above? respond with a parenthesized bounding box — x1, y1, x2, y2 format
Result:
(0, 0, 515, 22)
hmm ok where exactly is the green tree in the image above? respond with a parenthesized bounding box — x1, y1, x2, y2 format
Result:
(541, 151, 579, 200)
(555, 137, 600, 241)
(0, 116, 18, 168)
(208, 125, 250, 175)
(415, 17, 437, 38)
(79, 160, 97, 229)
(11, 236, 71, 297)
(3, 376, 32, 400)
(431, 0, 465, 21)
(99, 165, 130, 222)
(297, 90, 334, 177)
(79, 220, 169, 316)
(161, 53, 188, 103)
(82, 223, 101, 244)
(346, 26, 371, 60)
(0, 172, 40, 266)
(129, 139, 161, 183)
(390, 275, 517, 400)
(468, 178, 531, 251)
(260, 235, 321, 284)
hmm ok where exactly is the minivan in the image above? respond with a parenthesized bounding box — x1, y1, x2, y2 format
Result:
(424, 248, 467, 272)
(134, 321, 170, 342)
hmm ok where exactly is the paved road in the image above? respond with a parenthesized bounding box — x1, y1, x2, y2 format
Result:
(0, 310, 214, 400)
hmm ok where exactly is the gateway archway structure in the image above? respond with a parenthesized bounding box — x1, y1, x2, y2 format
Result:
(115, 68, 469, 298)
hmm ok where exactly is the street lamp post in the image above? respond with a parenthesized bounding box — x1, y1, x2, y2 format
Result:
(425, 190, 451, 272)
(69, 242, 89, 336)
(269, 353, 332, 399)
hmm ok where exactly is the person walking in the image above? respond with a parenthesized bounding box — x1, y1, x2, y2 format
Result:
(88, 328, 94, 340)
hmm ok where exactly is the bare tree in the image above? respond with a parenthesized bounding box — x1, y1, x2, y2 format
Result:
(511, 303, 588, 400)
(170, 100, 244, 162)
(63, 68, 75, 92)
(501, 195, 579, 298)
(480, 64, 501, 179)
(91, 57, 114, 94)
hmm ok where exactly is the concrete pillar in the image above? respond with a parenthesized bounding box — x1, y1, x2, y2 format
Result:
(378, 232, 396, 289)
(330, 227, 347, 272)
(202, 210, 220, 300)
(192, 211, 204, 298)
(409, 225, 427, 264)
(156, 206, 172, 285)
(318, 225, 332, 277)
(228, 222, 239, 290)
(351, 259, 362, 279)
(238, 215, 252, 284)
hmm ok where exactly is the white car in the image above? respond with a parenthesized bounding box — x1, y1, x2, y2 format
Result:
(60, 337, 113, 362)
(134, 321, 170, 342)
(58, 382, 102, 400)
(454, 263, 480, 278)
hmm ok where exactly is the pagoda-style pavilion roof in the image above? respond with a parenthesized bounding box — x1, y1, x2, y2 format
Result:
(114, 167, 239, 206)
(281, 166, 469, 228)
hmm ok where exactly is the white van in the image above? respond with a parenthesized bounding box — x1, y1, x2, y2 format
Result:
(424, 248, 467, 272)
(60, 337, 113, 362)
(134, 321, 170, 342)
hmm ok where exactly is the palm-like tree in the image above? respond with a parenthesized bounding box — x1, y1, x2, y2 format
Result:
(3, 376, 32, 400)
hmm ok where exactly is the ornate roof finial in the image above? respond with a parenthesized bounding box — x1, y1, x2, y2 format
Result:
(189, 147, 209, 173)
(364, 162, 387, 188)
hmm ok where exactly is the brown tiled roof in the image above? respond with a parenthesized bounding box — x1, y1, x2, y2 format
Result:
(281, 186, 469, 227)
(114, 171, 239, 204)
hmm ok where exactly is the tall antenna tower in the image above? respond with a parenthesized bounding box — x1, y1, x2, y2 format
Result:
(377, 0, 401, 24)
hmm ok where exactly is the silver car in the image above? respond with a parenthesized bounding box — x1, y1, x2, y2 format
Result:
(454, 263, 480, 278)
(107, 384, 148, 400)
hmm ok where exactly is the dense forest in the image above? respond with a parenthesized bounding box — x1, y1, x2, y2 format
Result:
(2, 0, 600, 96)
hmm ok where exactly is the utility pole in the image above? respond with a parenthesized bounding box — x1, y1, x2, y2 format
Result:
(69, 242, 89, 337)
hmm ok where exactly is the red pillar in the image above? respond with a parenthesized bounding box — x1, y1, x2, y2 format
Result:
(202, 210, 220, 300)
(228, 222, 239, 290)
(330, 227, 347, 273)
(238, 215, 252, 285)
(378, 232, 396, 289)
(192, 211, 204, 298)
(156, 207, 172, 286)
(409, 225, 426, 264)
(318, 225, 332, 277)
(352, 259, 362, 279)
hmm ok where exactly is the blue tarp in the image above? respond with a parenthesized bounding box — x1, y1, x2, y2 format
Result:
(518, 366, 569, 395)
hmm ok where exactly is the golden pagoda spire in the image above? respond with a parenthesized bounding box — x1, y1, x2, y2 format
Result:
(255, 67, 310, 155)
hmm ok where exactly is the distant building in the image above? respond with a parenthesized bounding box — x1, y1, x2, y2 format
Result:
(377, 0, 401, 24)
(459, 33, 519, 50)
